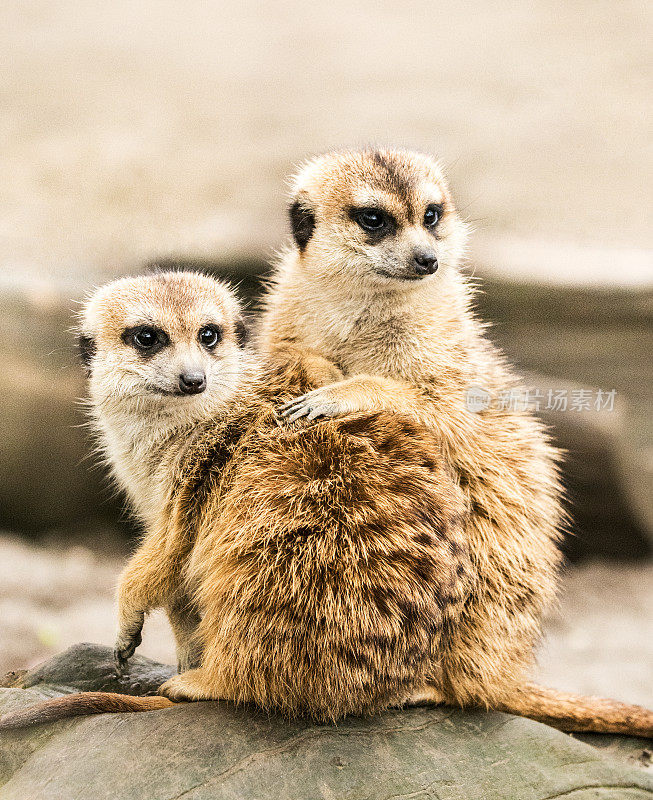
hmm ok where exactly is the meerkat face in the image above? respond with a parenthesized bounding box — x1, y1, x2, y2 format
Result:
(288, 149, 467, 289)
(78, 271, 249, 417)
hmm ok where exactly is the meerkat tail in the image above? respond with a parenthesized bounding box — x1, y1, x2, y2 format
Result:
(0, 692, 176, 731)
(494, 682, 653, 738)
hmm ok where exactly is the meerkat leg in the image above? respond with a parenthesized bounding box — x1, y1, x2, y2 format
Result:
(290, 351, 344, 388)
(114, 608, 145, 671)
(114, 531, 188, 672)
(115, 563, 150, 671)
(166, 593, 203, 673)
(268, 344, 344, 390)
(278, 375, 426, 424)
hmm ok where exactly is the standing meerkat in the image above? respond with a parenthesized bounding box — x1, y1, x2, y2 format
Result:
(81, 270, 258, 676)
(259, 147, 653, 735)
(0, 270, 473, 727)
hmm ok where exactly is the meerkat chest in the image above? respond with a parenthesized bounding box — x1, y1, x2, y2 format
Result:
(318, 307, 421, 379)
(99, 420, 169, 526)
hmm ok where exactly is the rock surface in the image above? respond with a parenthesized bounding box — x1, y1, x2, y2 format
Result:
(0, 645, 651, 800)
(2, 542, 652, 708)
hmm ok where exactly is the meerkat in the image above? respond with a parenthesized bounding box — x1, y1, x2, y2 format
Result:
(257, 147, 653, 737)
(2, 270, 651, 738)
(0, 270, 474, 728)
(81, 270, 256, 676)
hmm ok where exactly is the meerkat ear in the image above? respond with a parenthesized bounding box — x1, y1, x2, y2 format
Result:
(234, 317, 249, 348)
(289, 198, 316, 251)
(77, 333, 96, 374)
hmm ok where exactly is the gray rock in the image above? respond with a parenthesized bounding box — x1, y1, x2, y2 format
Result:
(19, 642, 175, 697)
(0, 645, 651, 799)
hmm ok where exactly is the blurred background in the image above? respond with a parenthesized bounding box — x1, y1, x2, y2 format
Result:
(0, 1, 651, 705)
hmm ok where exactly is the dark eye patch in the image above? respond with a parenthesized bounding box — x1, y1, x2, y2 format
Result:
(122, 325, 169, 356)
(348, 207, 396, 241)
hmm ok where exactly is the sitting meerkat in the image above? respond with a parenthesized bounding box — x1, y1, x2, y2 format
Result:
(258, 147, 653, 736)
(0, 270, 472, 728)
(2, 270, 651, 737)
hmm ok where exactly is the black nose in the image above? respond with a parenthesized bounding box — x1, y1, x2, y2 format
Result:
(413, 251, 439, 276)
(178, 371, 206, 395)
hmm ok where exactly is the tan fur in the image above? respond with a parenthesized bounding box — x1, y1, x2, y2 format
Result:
(256, 147, 653, 737)
(161, 404, 472, 720)
(1, 271, 474, 728)
(101, 273, 474, 720)
(3, 184, 651, 735)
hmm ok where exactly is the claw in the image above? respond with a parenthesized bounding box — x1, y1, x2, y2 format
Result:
(113, 648, 127, 677)
(278, 400, 307, 417)
(286, 406, 311, 423)
(113, 628, 142, 676)
(278, 388, 343, 424)
(278, 394, 308, 413)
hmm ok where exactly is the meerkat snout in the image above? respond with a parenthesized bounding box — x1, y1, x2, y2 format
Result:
(413, 249, 438, 276)
(178, 370, 206, 395)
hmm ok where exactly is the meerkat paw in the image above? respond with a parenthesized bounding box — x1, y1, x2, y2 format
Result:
(113, 611, 145, 675)
(278, 386, 353, 422)
(158, 669, 217, 702)
(113, 632, 142, 675)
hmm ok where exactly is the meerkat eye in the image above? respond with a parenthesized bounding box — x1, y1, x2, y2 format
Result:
(351, 207, 393, 234)
(198, 324, 222, 349)
(123, 325, 168, 354)
(135, 329, 155, 348)
(424, 204, 442, 228)
(133, 327, 159, 349)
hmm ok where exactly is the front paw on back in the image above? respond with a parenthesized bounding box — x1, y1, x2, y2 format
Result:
(277, 389, 345, 422)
